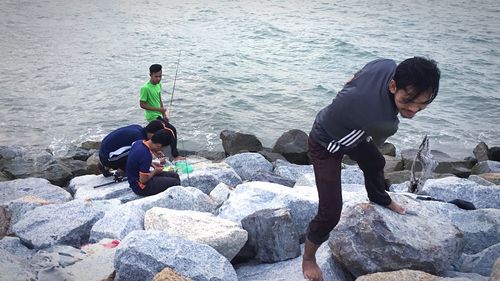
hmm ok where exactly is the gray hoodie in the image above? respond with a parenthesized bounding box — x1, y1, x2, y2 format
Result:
(310, 59, 400, 152)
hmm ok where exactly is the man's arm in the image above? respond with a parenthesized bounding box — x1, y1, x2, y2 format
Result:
(139, 101, 166, 115)
(139, 162, 163, 184)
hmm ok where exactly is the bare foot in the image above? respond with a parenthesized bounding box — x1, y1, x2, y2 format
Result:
(387, 201, 406, 214)
(302, 258, 323, 281)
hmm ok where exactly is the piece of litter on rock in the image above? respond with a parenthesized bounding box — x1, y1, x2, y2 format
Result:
(102, 239, 120, 248)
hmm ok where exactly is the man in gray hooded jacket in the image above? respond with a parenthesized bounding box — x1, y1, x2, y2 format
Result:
(303, 57, 441, 281)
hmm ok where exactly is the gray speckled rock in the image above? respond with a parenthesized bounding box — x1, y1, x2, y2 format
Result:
(225, 153, 273, 181)
(114, 230, 237, 281)
(70, 174, 141, 203)
(356, 269, 476, 281)
(460, 242, 500, 277)
(443, 208, 500, 255)
(0, 249, 36, 281)
(468, 175, 495, 186)
(340, 165, 365, 184)
(0, 178, 72, 207)
(420, 177, 500, 209)
(240, 208, 300, 263)
(90, 204, 144, 242)
(60, 239, 118, 281)
(471, 160, 500, 174)
(442, 271, 489, 281)
(294, 172, 316, 187)
(329, 193, 464, 277)
(144, 208, 247, 260)
(127, 185, 217, 214)
(249, 170, 295, 187)
(219, 130, 263, 156)
(273, 159, 314, 183)
(180, 167, 242, 194)
(271, 129, 309, 165)
(0, 236, 34, 259)
(218, 182, 318, 240)
(209, 183, 233, 207)
(11, 199, 104, 249)
(6, 195, 51, 234)
(235, 243, 350, 281)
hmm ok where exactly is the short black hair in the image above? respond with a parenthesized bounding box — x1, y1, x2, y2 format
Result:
(394, 57, 441, 104)
(149, 64, 162, 73)
(151, 130, 172, 147)
(144, 120, 165, 134)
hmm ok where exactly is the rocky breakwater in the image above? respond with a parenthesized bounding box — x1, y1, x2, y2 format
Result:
(0, 129, 499, 280)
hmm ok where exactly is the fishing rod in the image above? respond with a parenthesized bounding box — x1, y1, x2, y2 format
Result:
(169, 51, 181, 108)
(93, 174, 127, 188)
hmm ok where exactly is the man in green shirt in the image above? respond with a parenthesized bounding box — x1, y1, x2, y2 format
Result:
(139, 64, 185, 162)
(140, 64, 167, 122)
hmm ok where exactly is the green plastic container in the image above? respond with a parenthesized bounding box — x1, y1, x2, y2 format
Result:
(175, 161, 193, 174)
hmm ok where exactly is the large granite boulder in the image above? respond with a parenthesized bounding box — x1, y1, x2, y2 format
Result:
(0, 145, 84, 186)
(355, 269, 475, 281)
(272, 129, 309, 164)
(29, 244, 89, 279)
(441, 208, 500, 255)
(144, 208, 247, 260)
(240, 208, 301, 263)
(0, 236, 35, 259)
(273, 159, 314, 183)
(474, 142, 491, 162)
(153, 267, 192, 281)
(0, 177, 72, 207)
(6, 195, 53, 235)
(383, 155, 405, 173)
(219, 130, 263, 156)
(114, 230, 237, 281)
(378, 142, 396, 157)
(478, 173, 500, 185)
(294, 172, 316, 188)
(249, 170, 295, 187)
(235, 243, 351, 281)
(69, 175, 141, 203)
(179, 167, 242, 194)
(127, 185, 217, 214)
(209, 182, 233, 207)
(58, 239, 118, 281)
(11, 199, 104, 249)
(471, 160, 500, 174)
(258, 149, 287, 163)
(491, 147, 500, 161)
(468, 175, 495, 186)
(329, 193, 464, 277)
(218, 182, 318, 240)
(0, 249, 36, 281)
(420, 177, 500, 209)
(90, 204, 144, 242)
(225, 152, 273, 181)
(459, 243, 500, 277)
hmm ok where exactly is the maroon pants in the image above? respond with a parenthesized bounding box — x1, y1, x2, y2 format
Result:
(307, 136, 391, 245)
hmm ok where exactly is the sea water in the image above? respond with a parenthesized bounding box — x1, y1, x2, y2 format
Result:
(1, 0, 499, 158)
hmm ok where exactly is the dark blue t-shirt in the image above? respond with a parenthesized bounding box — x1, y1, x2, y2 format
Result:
(99, 125, 146, 161)
(126, 140, 153, 192)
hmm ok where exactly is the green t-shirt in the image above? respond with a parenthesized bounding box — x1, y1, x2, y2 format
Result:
(140, 81, 162, 122)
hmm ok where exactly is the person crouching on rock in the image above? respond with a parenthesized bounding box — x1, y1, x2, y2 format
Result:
(126, 130, 181, 196)
(302, 57, 441, 281)
(98, 120, 166, 178)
